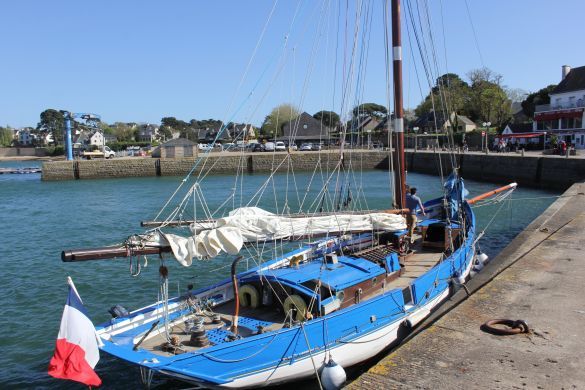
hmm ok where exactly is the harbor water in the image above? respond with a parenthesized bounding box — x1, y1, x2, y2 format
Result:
(0, 161, 559, 389)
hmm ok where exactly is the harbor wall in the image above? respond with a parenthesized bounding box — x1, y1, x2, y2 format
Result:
(41, 150, 585, 190)
(0, 147, 47, 157)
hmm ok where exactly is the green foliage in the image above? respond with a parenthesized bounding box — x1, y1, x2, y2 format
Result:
(261, 104, 301, 137)
(415, 73, 470, 119)
(189, 118, 222, 129)
(0, 127, 13, 146)
(45, 145, 65, 156)
(521, 84, 557, 118)
(37, 109, 64, 146)
(159, 126, 173, 140)
(313, 111, 340, 128)
(107, 141, 152, 152)
(352, 103, 387, 119)
(415, 67, 512, 128)
(467, 78, 511, 126)
(99, 122, 115, 134)
(161, 117, 189, 131)
(110, 122, 137, 142)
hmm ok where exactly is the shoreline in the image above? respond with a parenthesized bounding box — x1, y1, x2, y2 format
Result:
(0, 156, 65, 162)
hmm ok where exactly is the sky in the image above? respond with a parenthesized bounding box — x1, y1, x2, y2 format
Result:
(1, 0, 584, 128)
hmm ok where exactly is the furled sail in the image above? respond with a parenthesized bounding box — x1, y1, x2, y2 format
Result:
(148, 207, 406, 265)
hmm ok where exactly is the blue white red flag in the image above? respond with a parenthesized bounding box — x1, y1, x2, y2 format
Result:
(48, 277, 102, 387)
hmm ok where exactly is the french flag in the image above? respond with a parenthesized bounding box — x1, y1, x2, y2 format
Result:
(48, 277, 102, 387)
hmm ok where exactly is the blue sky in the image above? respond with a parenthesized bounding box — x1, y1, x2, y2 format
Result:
(1, 0, 583, 128)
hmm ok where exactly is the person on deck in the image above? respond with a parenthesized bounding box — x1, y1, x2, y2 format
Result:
(406, 187, 425, 244)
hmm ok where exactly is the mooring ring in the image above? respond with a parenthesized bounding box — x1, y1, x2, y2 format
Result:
(481, 319, 529, 335)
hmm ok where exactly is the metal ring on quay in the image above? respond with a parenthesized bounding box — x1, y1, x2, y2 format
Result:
(481, 319, 530, 335)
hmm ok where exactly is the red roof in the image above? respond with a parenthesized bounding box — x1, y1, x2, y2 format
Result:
(501, 132, 545, 139)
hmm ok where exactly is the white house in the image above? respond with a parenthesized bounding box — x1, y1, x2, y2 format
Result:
(17, 128, 34, 145)
(534, 65, 585, 149)
(88, 131, 105, 147)
(499, 123, 543, 148)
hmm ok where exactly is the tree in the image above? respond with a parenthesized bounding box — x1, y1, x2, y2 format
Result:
(159, 126, 173, 141)
(521, 84, 557, 118)
(313, 111, 340, 128)
(99, 122, 115, 135)
(0, 127, 13, 147)
(352, 103, 387, 120)
(505, 88, 528, 103)
(467, 67, 503, 86)
(111, 122, 136, 142)
(161, 117, 189, 132)
(37, 109, 64, 146)
(414, 73, 471, 121)
(466, 68, 511, 126)
(261, 104, 300, 137)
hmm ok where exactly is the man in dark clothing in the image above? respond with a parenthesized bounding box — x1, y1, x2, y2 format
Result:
(406, 187, 425, 243)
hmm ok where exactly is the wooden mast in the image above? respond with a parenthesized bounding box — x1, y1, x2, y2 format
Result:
(391, 0, 407, 209)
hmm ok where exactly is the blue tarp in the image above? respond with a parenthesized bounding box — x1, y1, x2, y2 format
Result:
(443, 172, 469, 219)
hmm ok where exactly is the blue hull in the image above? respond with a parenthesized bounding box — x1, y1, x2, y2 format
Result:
(96, 201, 476, 388)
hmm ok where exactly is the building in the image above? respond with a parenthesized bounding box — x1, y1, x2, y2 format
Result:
(88, 131, 104, 147)
(104, 133, 118, 144)
(229, 123, 256, 143)
(277, 112, 332, 145)
(533, 65, 585, 149)
(151, 138, 197, 158)
(447, 115, 477, 133)
(17, 128, 34, 145)
(499, 123, 544, 150)
(137, 124, 159, 142)
(412, 111, 476, 133)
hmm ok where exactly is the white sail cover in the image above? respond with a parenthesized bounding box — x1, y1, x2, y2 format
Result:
(153, 207, 406, 266)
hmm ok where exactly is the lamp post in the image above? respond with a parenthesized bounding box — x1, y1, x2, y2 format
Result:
(482, 121, 491, 153)
(413, 127, 419, 151)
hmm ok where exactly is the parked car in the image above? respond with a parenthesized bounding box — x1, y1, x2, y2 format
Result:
(311, 143, 322, 151)
(198, 143, 213, 152)
(264, 142, 276, 152)
(223, 143, 236, 151)
(300, 143, 313, 151)
(288, 143, 298, 151)
(252, 143, 265, 152)
(275, 141, 286, 151)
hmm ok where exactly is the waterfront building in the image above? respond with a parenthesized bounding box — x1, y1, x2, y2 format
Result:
(151, 137, 197, 158)
(411, 111, 476, 134)
(534, 65, 585, 149)
(498, 123, 543, 150)
(277, 112, 332, 145)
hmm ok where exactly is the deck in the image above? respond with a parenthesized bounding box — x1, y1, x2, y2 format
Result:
(139, 232, 446, 357)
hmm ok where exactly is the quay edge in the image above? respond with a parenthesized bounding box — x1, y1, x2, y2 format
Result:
(41, 150, 585, 190)
(347, 180, 585, 389)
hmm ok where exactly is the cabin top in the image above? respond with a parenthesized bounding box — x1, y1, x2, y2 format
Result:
(241, 255, 385, 291)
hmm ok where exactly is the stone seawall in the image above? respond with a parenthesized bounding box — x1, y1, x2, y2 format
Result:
(41, 150, 390, 181)
(41, 150, 585, 190)
(0, 147, 47, 157)
(405, 151, 585, 190)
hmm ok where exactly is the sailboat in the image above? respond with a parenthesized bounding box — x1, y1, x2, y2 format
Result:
(60, 1, 517, 388)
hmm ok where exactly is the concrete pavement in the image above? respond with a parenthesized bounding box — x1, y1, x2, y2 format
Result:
(348, 181, 585, 389)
